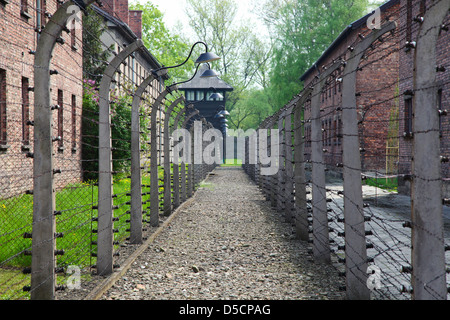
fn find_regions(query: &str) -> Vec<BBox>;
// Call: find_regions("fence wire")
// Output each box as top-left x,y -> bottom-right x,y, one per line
244,0 -> 450,300
0,0 -> 217,299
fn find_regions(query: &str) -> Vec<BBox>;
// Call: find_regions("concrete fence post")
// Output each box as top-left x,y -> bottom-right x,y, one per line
411,1 -> 449,300
341,21 -> 396,300
130,69 -> 167,244
31,1 -> 95,299
163,97 -> 185,217
277,110 -> 286,214
149,85 -> 178,227
269,115 -> 279,208
284,105 -> 295,223
189,124 -> 195,197
293,89 -> 313,241
172,104 -> 193,208
97,40 -> 145,276
310,61 -> 342,264
257,120 -> 269,193
181,110 -> 199,202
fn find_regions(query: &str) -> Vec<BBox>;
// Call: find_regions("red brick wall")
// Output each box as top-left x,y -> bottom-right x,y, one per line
302,3 -> 400,174
0,0 -> 83,198
397,0 -> 450,195
114,0 -> 129,25
102,0 -> 129,24
129,10 -> 142,39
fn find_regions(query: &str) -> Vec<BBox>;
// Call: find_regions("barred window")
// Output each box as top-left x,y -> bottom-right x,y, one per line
22,77 -> 30,146
72,94 -> 77,151
57,89 -> 64,150
404,97 -> 413,137
186,90 -> 195,101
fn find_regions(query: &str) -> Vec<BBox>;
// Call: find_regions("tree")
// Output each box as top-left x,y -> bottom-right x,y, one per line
185,0 -> 273,111
82,6 -> 113,83
258,0 -> 372,109
82,81 -> 134,181
129,1 -> 195,83
228,89 -> 272,131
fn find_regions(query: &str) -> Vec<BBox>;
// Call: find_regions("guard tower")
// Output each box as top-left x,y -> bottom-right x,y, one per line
178,64 -> 234,132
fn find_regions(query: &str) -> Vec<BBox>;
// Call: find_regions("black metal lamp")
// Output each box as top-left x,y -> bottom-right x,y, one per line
195,51 -> 220,64
153,41 -> 220,79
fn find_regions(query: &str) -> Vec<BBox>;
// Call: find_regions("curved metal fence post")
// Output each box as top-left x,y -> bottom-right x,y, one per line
163,96 -> 185,216
130,69 -> 167,244
31,0 -> 95,300
97,39 -> 145,276
341,21 -> 396,300
411,3 -> 448,300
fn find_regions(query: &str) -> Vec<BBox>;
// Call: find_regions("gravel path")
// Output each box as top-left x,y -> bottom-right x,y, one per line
99,167 -> 345,300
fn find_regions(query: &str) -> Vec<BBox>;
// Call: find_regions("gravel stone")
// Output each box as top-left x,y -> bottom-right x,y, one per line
58,167 -> 346,300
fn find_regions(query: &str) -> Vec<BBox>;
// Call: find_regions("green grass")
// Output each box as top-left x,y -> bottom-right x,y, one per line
364,177 -> 398,192
0,166 -> 177,299
221,159 -> 243,167
0,269 -> 29,300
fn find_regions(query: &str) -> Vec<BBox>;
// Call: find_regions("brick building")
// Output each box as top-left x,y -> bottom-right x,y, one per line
0,0 -> 168,199
300,0 -> 400,175
94,0 -> 167,97
94,0 -> 169,164
397,0 -> 450,196
0,0 -> 84,198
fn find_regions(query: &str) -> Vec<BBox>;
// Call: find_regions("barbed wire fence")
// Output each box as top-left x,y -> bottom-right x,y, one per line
0,0 -> 217,300
244,0 -> 449,300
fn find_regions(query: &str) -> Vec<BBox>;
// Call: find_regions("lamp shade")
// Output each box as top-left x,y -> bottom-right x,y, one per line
218,110 -> 230,116
200,68 -> 219,78
195,51 -> 220,64
214,113 -> 224,119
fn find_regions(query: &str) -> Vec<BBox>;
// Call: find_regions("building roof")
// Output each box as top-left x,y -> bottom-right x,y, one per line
299,0 -> 399,82
178,64 -> 234,91
92,5 -> 169,79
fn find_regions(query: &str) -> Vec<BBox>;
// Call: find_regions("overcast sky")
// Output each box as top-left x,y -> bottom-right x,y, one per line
130,0 -> 264,39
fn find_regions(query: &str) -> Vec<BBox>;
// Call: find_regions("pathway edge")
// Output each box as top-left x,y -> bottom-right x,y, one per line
83,171 -> 216,300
